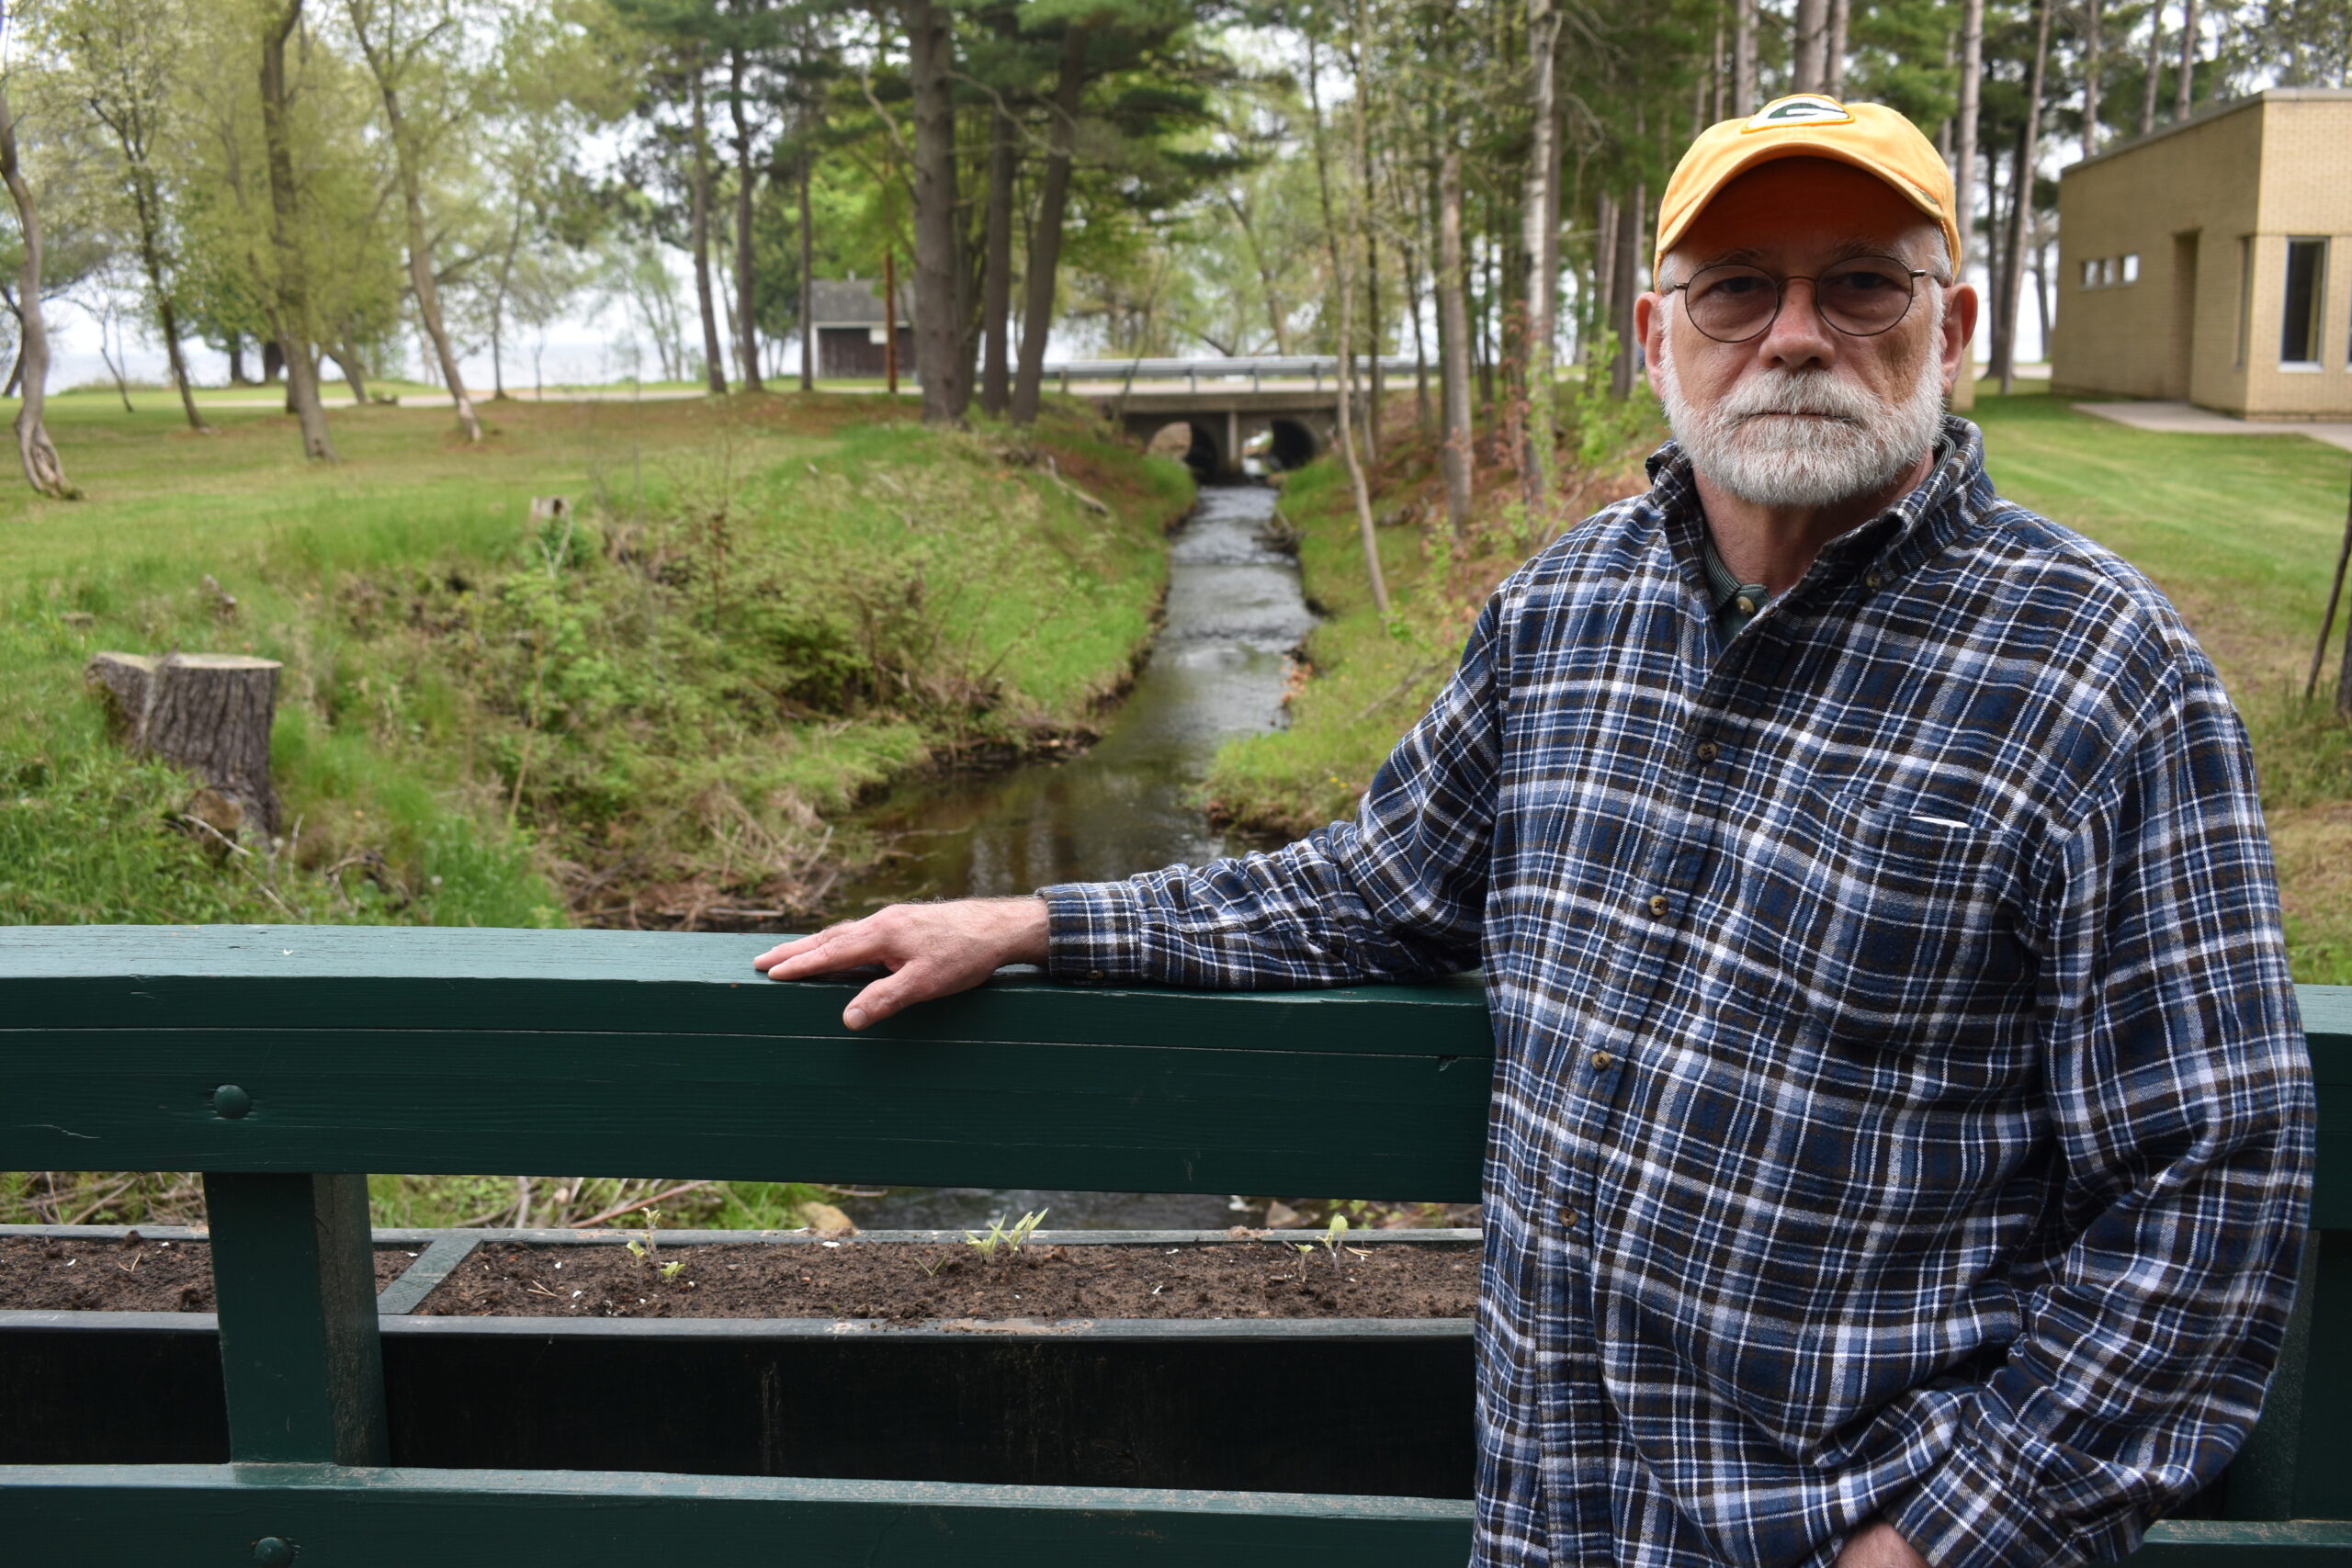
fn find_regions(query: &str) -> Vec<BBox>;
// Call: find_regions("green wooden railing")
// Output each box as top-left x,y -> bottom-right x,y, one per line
1,924 -> 2346,1564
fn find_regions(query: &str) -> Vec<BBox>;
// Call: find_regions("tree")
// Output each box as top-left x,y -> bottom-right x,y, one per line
0,3 -> 75,499
46,0 -> 209,432
346,0 -> 484,442
258,0 -> 339,461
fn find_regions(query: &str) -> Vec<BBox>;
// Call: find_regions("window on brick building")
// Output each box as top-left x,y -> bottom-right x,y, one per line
2282,238 -> 2326,367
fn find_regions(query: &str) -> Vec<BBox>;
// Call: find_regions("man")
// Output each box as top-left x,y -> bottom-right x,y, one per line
756,97 -> 2312,1568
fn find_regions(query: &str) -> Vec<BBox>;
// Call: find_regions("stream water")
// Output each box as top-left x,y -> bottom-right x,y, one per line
827,482 -> 1318,1233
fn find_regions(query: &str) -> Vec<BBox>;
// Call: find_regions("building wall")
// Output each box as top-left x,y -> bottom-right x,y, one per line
2052,92 -> 2352,418
816,324 -> 915,380
2245,96 -> 2352,416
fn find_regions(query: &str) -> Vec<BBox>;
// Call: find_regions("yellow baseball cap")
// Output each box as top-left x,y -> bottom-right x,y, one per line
1653,95 -> 1962,275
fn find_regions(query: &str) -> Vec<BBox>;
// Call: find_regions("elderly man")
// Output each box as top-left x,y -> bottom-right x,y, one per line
755,97 -> 2312,1568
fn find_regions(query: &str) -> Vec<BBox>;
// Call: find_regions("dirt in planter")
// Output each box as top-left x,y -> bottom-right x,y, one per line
417,1236 -> 1482,1321
0,1234 -> 415,1313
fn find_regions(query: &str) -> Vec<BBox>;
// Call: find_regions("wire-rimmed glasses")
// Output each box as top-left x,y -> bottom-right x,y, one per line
1662,255 -> 1932,344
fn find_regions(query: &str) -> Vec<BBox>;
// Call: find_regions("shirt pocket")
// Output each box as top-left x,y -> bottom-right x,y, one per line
1746,782 -> 2028,1046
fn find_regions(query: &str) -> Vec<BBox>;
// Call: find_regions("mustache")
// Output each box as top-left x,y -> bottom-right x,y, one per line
1714,370 -> 1877,426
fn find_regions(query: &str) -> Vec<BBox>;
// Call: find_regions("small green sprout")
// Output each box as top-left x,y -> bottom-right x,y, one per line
660,1259 -> 685,1281
624,1207 -> 662,1266
965,1208 -> 1048,1261
1320,1213 -> 1349,1271
1294,1242 -> 1315,1281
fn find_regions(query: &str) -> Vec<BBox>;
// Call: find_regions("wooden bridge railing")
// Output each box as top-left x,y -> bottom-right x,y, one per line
2,924 -> 2346,1565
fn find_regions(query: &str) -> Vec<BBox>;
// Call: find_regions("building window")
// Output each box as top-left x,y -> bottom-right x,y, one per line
2120,253 -> 2140,284
2281,238 -> 2326,367
2081,258 -> 2099,288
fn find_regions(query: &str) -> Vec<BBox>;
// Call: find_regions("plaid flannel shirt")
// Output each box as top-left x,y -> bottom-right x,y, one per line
1042,416 -> 2314,1568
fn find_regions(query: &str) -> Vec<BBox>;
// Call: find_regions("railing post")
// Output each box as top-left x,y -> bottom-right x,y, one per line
202,1171 -> 389,1465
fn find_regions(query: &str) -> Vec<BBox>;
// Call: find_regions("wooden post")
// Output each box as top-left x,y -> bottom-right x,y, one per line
2311,469 -> 2352,704
87,651 -> 282,833
883,251 -> 899,397
202,1171 -> 389,1464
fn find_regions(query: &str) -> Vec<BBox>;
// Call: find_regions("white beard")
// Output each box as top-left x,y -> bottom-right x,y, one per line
1652,297 -> 1949,510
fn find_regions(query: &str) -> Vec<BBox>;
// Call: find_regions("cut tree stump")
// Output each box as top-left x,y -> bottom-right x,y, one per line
87,651 -> 282,834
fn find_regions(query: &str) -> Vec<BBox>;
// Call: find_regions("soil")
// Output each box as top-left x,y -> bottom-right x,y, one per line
416,1237 -> 1481,1321
0,1234 -> 414,1313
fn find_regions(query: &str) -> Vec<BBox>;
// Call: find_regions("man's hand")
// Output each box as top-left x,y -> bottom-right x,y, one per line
1835,1521 -> 1929,1568
752,897 -> 1052,1032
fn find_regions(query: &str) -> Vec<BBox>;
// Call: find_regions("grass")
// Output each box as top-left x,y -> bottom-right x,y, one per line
1210,386 -> 2352,982
0,386 -> 1192,1231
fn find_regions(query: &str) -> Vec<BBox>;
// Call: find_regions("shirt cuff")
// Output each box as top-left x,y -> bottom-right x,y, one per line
1037,881 -> 1146,985
1888,1431 -> 2080,1568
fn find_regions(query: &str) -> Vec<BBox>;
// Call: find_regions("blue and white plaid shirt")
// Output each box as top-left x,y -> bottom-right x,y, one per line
1043,417 -> 2314,1568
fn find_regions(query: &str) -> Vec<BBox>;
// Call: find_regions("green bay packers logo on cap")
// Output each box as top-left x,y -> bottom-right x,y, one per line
1743,94 -> 1855,131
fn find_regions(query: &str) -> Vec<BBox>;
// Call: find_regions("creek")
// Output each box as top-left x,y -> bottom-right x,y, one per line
828,481 -> 1318,1233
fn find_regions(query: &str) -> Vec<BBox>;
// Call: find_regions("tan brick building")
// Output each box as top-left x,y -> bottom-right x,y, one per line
2051,89 -> 2352,419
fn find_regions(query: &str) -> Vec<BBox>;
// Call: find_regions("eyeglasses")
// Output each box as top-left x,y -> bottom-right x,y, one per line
1662,255 -> 1933,344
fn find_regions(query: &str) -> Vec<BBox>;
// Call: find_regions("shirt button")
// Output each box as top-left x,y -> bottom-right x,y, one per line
1087,970 -> 1105,981
1590,1050 -> 1615,1069
1735,594 -> 1757,614
1558,1208 -> 1581,1229
1694,741 -> 1719,763
1646,894 -> 1669,918
1866,571 -> 1884,590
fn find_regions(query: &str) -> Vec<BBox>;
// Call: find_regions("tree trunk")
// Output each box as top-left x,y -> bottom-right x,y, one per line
978,18 -> 1017,417
2082,0 -> 2102,157
1998,0 -> 2050,396
1826,0 -> 1849,96
798,144 -> 815,391
259,1 -> 336,461
88,650 -> 282,834
1520,0 -> 1563,504
1733,0 -> 1758,111
1955,0 -> 1983,265
729,48 -> 763,393
263,338 -> 283,383
229,337 -> 248,385
328,341 -> 366,404
1438,142 -> 1474,542
905,0 -> 960,425
2175,0 -> 2197,121
688,60 -> 728,395
0,73 -> 74,498
1348,0 -> 1381,462
349,4 -> 481,443
1009,25 -> 1089,428
1793,0 -> 1829,92
1609,182 -> 1642,399
1306,33 -> 1388,615
121,165 -> 209,433
2141,6 -> 2163,134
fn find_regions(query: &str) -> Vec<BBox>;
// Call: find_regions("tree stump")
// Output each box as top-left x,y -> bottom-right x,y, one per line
87,651 -> 282,835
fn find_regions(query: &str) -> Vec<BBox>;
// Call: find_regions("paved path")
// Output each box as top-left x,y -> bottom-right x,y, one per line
2075,400 -> 2352,454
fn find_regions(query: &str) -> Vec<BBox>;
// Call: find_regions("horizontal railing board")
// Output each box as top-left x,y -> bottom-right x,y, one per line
7,1464 -> 1478,1566
5,1466 -> 2346,1565
0,925 -> 1496,1051
2,1030 -> 1488,1199
0,1309 -> 1476,1342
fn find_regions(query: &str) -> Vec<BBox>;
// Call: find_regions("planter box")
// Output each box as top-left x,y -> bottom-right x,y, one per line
1,1225 -> 1476,1498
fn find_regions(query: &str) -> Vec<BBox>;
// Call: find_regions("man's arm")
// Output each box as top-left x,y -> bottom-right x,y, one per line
756,587 -> 1513,1029
1886,663 -> 2314,1568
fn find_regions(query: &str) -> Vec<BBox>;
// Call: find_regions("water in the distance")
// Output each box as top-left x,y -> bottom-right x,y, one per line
827,482 -> 1317,1233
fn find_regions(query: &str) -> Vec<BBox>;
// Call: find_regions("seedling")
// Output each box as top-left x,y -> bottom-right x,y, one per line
624,1207 -> 662,1267
659,1259 -> 685,1281
1320,1213 -> 1349,1272
1294,1243 -> 1315,1281
965,1207 -> 1048,1261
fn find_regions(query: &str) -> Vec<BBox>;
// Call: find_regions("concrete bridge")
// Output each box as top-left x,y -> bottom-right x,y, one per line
1047,355 -> 1412,479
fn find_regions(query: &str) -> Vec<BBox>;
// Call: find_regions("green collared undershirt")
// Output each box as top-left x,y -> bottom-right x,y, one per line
1702,531 -> 1774,642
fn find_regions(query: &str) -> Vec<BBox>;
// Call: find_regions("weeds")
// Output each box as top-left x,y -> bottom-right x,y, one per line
966,1207 -> 1048,1261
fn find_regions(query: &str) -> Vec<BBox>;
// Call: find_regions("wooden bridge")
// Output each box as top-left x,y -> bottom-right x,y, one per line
1047,355 -> 1416,478
2,924 -> 2345,1564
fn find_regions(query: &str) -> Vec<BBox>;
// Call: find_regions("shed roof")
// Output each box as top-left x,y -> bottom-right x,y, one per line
809,277 -> 910,327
